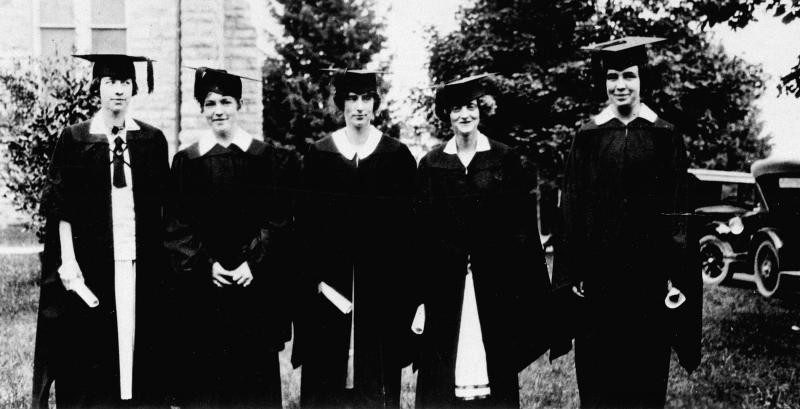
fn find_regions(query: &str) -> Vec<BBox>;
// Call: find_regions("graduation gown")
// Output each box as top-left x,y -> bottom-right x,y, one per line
414,137 -> 552,409
552,105 -> 700,409
292,132 -> 418,408
33,119 -> 171,408
164,136 -> 298,408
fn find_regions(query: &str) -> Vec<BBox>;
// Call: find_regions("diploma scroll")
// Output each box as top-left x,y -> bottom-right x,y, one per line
318,282 -> 353,314
71,280 -> 100,308
665,286 -> 686,309
59,263 -> 99,308
411,304 -> 425,334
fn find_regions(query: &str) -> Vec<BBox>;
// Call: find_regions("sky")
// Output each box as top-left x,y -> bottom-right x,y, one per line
374,0 -> 800,157
712,17 -> 800,157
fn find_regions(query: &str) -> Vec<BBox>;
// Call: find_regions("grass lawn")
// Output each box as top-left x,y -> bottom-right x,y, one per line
1,232 -> 798,408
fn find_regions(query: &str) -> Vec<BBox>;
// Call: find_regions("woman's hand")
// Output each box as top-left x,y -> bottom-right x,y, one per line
58,259 -> 99,307
231,262 -> 253,287
58,259 -> 84,291
211,262 -> 233,287
572,281 -> 586,298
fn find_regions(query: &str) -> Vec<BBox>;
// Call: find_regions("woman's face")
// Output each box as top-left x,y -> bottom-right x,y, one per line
606,65 -> 641,109
99,77 -> 133,115
449,99 -> 480,136
343,92 -> 375,129
203,91 -> 240,135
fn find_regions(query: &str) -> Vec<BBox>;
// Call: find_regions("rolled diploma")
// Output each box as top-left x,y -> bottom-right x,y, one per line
319,281 -> 352,314
665,286 -> 686,309
411,304 -> 425,334
72,280 -> 100,308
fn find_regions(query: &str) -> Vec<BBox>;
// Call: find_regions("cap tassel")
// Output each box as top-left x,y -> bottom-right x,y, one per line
146,60 -> 154,94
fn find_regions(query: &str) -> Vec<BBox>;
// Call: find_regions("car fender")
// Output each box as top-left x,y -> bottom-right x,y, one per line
753,228 -> 783,250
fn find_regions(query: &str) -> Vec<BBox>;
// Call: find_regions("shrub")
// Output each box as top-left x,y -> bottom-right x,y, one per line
0,56 -> 99,241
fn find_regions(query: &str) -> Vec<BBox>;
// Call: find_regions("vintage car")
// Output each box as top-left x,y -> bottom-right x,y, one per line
689,168 -> 756,285
695,158 -> 800,297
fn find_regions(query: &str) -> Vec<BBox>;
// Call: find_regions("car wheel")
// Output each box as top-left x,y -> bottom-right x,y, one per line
753,239 -> 781,297
699,235 -> 730,285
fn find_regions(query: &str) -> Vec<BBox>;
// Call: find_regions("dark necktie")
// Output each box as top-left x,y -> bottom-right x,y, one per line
112,127 -> 127,188
228,143 -> 242,153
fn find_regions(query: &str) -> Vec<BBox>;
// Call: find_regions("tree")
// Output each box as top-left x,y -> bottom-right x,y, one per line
417,0 -> 770,186
0,56 -> 98,239
685,0 -> 800,97
262,0 -> 395,152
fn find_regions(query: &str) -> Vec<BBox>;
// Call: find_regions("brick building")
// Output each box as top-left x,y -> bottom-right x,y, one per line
0,0 -> 276,157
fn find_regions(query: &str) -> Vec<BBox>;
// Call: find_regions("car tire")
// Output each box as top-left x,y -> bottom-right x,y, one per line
699,235 -> 731,285
753,239 -> 781,297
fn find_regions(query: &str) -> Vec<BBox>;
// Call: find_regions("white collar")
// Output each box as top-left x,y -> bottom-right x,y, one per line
331,126 -> 383,160
594,103 -> 658,125
443,132 -> 491,155
89,112 -> 141,136
197,126 -> 254,155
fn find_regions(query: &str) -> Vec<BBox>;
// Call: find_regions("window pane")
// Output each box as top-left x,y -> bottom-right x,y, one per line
41,28 -> 76,57
92,28 -> 126,53
91,0 -> 125,25
40,0 -> 74,26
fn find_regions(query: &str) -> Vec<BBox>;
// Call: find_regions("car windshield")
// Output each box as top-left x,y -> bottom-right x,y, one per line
691,180 -> 757,209
757,173 -> 800,214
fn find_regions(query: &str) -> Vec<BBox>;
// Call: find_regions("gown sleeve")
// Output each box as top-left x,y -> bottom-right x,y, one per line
413,157 -> 435,307
41,128 -> 75,224
32,127 -> 76,409
243,148 -> 301,274
294,145 -> 323,292
663,130 -> 701,374
549,129 -> 591,360
164,152 -> 214,280
504,148 -> 554,370
553,130 -> 590,290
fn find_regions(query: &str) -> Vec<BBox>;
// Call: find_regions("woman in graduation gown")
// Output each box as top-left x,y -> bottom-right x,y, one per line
164,67 -> 298,409
552,37 -> 700,409
291,69 -> 418,408
413,74 -> 552,409
34,54 -> 170,408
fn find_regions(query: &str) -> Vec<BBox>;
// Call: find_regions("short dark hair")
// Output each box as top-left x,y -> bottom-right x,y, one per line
89,76 -> 139,97
199,93 -> 242,112
442,94 -> 497,123
333,90 -> 381,112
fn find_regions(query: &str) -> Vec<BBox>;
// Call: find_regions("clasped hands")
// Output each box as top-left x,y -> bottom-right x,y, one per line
212,261 -> 253,287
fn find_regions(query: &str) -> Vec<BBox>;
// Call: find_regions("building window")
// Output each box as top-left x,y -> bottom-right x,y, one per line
91,0 -> 126,53
39,0 -> 76,57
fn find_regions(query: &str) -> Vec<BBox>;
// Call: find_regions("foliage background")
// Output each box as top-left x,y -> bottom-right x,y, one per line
0,57 -> 99,240
262,0 -> 398,153
414,0 -> 772,187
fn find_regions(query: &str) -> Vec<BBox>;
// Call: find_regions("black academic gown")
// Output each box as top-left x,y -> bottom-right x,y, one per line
291,133 -> 418,408
164,138 -> 298,409
552,112 -> 701,409
33,120 -> 171,409
414,138 -> 552,409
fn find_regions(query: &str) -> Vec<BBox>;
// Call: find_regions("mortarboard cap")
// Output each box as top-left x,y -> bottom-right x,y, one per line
74,54 -> 154,93
187,66 -> 259,104
322,68 -> 382,95
581,36 -> 666,72
433,73 -> 492,122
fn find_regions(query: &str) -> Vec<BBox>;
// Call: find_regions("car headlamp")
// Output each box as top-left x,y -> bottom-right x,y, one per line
728,216 -> 744,235
715,223 -> 732,235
